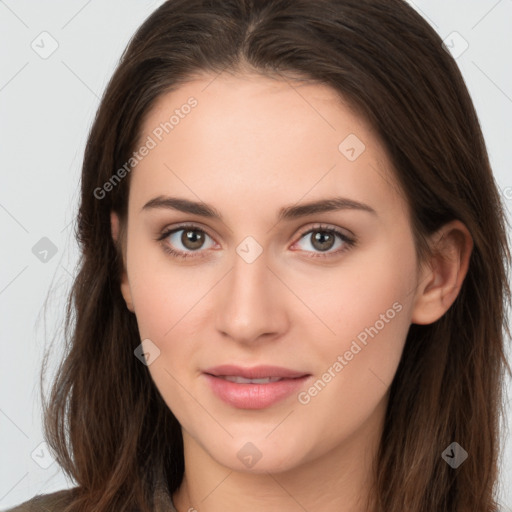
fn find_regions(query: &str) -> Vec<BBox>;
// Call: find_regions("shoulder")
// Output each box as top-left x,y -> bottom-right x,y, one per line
3,488 -> 75,512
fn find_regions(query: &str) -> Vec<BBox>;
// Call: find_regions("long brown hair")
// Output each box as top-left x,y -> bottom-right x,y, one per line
43,0 -> 511,510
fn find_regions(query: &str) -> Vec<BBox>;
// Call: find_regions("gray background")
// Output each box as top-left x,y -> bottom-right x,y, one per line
1,0 -> 511,509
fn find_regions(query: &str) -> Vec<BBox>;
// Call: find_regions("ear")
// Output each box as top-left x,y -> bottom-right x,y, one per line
110,211 -> 135,313
411,220 -> 473,325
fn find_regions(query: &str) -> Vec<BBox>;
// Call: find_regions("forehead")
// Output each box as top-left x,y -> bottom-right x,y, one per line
129,72 -> 404,219
142,72 -> 371,150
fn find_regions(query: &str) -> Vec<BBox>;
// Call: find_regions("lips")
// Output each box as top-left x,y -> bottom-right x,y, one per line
203,365 -> 311,409
203,364 -> 309,380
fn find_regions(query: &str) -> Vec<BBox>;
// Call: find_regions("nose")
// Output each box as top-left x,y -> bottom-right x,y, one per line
214,247 -> 290,345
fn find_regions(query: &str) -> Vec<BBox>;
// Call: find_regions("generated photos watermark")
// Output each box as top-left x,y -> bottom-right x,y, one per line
94,96 -> 198,200
297,301 -> 403,405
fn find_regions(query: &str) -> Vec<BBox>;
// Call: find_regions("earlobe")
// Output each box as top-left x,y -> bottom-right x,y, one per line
110,211 -> 135,313
111,210 -> 120,243
121,281 -> 135,313
411,220 -> 473,325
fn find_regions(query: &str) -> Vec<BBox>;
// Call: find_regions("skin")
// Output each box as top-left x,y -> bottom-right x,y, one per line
111,71 -> 473,512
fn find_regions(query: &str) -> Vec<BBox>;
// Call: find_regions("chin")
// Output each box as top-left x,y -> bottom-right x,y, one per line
204,437 -> 308,475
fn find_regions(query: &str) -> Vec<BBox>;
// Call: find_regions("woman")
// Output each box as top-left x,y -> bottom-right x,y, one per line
7,0 -> 510,511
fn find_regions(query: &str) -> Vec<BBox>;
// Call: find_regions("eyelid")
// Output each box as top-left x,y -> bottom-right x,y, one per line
157,222 -> 218,243
158,222 -> 354,242
295,222 -> 355,241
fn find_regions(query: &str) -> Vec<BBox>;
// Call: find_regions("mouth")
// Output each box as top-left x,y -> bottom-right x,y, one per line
202,365 -> 312,409
214,375 -> 287,384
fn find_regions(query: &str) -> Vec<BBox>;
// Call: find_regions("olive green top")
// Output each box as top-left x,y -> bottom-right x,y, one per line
3,484 -> 178,512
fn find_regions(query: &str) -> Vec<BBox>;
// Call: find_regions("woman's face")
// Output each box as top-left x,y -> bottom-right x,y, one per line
114,72 -> 425,474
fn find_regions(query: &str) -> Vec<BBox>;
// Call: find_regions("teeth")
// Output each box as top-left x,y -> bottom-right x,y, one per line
220,375 -> 283,384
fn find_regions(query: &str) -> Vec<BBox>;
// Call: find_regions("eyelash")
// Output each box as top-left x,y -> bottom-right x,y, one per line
156,223 -> 356,260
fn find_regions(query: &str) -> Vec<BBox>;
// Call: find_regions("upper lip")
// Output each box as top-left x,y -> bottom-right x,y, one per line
203,365 -> 310,379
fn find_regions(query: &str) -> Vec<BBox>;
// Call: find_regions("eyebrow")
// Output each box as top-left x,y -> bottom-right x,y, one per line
141,195 -> 377,221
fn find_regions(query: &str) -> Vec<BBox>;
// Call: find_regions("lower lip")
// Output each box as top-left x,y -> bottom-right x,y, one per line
203,374 -> 311,409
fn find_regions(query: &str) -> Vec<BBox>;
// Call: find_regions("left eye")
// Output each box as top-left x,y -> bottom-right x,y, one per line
293,227 -> 354,256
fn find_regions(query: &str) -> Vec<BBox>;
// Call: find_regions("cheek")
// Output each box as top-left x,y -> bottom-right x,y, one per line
292,241 -> 416,437
289,235 -> 417,356
130,269 -> 207,427
298,276 -> 411,414
125,229 -> 210,339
